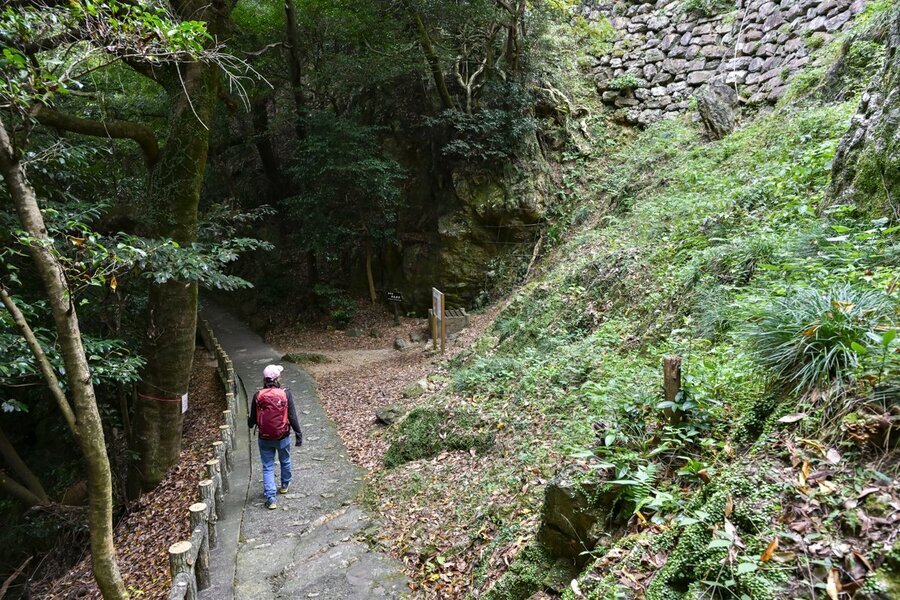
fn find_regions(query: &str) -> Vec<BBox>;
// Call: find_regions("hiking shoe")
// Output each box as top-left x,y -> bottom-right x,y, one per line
278,483 -> 290,495
265,498 -> 277,510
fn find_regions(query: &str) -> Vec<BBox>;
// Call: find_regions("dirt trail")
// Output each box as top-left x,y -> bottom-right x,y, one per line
289,348 -> 396,377
202,304 -> 408,599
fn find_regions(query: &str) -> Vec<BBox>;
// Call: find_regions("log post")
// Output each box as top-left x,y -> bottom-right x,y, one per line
223,410 -> 236,449
219,425 -> 233,472
169,573 -> 191,600
168,541 -> 196,600
205,459 -> 225,518
663,355 -> 684,425
213,442 -> 230,492
189,503 -> 210,590
198,479 -> 218,547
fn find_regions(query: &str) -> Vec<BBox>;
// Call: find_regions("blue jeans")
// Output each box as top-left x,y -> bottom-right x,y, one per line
258,436 -> 292,500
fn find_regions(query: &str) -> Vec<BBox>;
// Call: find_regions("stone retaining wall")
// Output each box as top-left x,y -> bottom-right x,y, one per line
580,0 -> 868,125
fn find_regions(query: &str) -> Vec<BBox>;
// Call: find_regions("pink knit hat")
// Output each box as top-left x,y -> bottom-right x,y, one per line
263,365 -> 284,380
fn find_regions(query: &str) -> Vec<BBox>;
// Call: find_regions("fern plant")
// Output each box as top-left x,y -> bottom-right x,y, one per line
747,285 -> 897,395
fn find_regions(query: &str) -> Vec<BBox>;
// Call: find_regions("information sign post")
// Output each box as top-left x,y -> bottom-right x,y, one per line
431,288 -> 446,353
386,291 -> 403,326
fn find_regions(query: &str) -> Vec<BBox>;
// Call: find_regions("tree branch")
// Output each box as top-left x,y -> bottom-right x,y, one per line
0,423 -> 49,503
0,555 -> 32,600
0,30 -> 89,55
0,471 -> 45,507
0,287 -> 79,438
32,105 -> 159,166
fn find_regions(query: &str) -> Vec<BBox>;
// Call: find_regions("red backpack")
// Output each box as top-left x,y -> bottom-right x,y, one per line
256,387 -> 290,440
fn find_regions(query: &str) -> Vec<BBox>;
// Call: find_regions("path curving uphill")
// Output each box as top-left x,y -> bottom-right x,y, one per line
201,304 -> 408,599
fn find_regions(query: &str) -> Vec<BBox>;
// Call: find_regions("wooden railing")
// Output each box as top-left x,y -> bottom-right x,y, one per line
167,318 -> 240,600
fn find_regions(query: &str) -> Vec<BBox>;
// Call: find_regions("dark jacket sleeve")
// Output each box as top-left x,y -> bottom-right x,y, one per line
285,389 -> 302,437
248,392 -> 258,428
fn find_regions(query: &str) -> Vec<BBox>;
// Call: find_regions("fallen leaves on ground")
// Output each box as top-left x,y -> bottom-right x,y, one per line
41,350 -> 225,599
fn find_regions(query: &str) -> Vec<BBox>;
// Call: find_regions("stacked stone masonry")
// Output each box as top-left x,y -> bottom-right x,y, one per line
582,0 -> 868,125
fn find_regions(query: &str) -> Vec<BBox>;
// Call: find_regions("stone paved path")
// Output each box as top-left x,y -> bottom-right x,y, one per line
201,304 -> 408,599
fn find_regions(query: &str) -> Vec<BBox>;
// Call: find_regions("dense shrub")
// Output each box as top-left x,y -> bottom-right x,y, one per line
312,284 -> 356,329
747,285 -> 897,394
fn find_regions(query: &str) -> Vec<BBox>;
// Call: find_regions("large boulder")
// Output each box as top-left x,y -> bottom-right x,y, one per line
375,404 -> 406,426
401,379 -> 428,398
696,80 -> 739,140
536,475 -> 622,568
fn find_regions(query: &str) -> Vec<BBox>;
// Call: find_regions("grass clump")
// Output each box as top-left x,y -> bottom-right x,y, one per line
384,407 -> 495,468
747,284 -> 897,395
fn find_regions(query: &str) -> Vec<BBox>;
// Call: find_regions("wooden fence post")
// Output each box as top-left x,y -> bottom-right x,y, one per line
168,541 -> 195,600
189,503 -> 210,591
663,355 -> 684,425
207,456 -> 226,508
223,410 -> 236,449
199,479 -> 217,547
220,425 -> 233,472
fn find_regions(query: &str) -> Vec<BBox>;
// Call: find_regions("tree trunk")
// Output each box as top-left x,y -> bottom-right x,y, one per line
250,96 -> 285,191
0,117 -> 128,599
365,234 -> 377,304
0,424 -> 49,503
130,60 -> 218,495
307,249 -> 318,287
283,0 -> 307,138
405,3 -> 457,111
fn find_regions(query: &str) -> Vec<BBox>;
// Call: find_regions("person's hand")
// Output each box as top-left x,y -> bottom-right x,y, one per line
295,433 -> 302,447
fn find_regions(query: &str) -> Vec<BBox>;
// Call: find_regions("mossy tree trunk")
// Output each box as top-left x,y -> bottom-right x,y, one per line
365,232 -> 377,303
0,116 -> 128,600
130,60 -> 219,495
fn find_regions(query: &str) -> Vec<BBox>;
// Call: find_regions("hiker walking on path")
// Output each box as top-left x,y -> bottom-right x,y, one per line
248,364 -> 303,510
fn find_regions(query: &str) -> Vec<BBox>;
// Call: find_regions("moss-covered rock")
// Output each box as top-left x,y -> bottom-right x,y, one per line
829,8 -> 900,215
482,544 -> 576,600
537,474 -> 625,568
383,406 -> 494,467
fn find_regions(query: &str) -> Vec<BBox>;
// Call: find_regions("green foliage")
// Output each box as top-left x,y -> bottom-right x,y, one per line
312,284 -> 356,329
428,81 -> 538,167
747,284 -> 898,394
0,1 -> 213,109
384,407 -> 495,468
482,543 -> 554,600
286,112 -> 404,257
844,39 -> 887,92
569,15 -> 616,57
646,468 -> 783,600
605,74 -> 641,91
681,0 -> 735,17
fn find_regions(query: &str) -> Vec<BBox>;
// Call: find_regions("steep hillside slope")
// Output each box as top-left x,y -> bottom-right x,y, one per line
370,4 -> 899,599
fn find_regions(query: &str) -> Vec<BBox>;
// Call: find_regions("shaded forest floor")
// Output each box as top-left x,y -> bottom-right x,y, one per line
40,350 -> 224,600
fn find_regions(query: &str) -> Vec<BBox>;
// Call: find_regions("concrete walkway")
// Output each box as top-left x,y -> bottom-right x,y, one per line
201,304 -> 408,599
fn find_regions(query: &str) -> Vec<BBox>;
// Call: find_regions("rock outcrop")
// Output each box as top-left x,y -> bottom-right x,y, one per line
536,475 -> 625,568
582,0 -> 869,125
830,8 -> 899,214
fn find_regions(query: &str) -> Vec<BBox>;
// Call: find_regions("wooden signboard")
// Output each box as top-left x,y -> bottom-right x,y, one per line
431,287 -> 445,353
